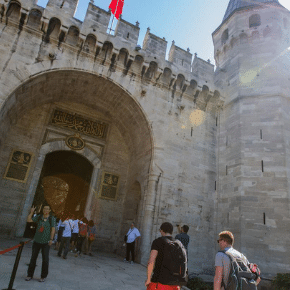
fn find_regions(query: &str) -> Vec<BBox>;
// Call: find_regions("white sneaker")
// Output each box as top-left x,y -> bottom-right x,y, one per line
130,261 -> 134,265
123,258 -> 129,263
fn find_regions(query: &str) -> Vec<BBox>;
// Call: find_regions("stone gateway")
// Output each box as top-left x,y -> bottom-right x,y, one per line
0,0 -> 289,280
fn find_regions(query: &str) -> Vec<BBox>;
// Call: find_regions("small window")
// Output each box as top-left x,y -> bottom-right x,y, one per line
249,14 -> 261,28
284,18 -> 288,29
127,32 -> 130,39
221,29 -> 229,45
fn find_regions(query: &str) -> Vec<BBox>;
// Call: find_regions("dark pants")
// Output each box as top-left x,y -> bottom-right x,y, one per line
27,242 -> 50,279
58,237 -> 70,258
76,236 -> 86,253
126,241 -> 135,262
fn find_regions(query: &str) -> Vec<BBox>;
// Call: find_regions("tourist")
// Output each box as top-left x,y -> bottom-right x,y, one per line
54,214 -> 65,250
57,214 -> 74,259
75,217 -> 88,257
123,222 -> 141,265
25,204 -> 56,283
145,222 -> 187,289
70,215 -> 79,252
175,225 -> 190,254
214,231 -> 261,290
84,219 -> 97,256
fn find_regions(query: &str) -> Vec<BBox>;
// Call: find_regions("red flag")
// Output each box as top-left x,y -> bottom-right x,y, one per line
109,0 -> 124,20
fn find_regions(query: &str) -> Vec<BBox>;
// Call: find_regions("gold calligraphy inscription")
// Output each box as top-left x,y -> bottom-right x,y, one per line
51,109 -> 108,139
4,149 -> 33,183
99,172 -> 120,201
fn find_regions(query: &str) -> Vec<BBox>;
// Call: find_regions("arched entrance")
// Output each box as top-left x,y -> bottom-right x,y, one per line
32,151 -> 93,218
0,70 -> 154,260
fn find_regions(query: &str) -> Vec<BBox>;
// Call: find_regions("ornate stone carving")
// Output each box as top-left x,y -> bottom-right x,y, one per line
50,109 -> 108,139
65,134 -> 85,150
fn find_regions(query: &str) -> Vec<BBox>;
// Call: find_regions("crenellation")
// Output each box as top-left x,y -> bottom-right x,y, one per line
82,3 -> 111,36
192,56 -> 214,82
168,41 -> 192,71
114,18 -> 140,47
47,0 -> 79,18
142,28 -> 167,60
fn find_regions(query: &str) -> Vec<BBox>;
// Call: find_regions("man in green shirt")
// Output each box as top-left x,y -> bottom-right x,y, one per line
25,204 -> 56,282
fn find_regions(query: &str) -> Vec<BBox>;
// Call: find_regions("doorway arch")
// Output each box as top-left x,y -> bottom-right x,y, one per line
16,140 -> 101,236
33,150 -> 94,218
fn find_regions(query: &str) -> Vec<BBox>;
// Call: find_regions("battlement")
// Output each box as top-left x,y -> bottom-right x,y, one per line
168,41 -> 192,71
0,0 -> 222,105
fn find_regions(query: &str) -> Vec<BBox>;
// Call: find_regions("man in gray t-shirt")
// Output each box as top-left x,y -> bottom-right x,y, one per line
214,231 -> 260,290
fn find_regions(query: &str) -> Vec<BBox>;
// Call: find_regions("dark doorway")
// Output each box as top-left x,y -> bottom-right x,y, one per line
32,151 -> 94,218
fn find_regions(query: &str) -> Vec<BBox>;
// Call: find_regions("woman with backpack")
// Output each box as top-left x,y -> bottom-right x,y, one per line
75,217 -> 88,257
84,220 -> 97,256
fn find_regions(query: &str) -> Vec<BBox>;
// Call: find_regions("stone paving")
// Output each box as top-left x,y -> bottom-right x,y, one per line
0,238 -> 147,290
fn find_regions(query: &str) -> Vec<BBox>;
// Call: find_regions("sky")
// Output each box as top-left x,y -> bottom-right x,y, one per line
37,0 -> 290,65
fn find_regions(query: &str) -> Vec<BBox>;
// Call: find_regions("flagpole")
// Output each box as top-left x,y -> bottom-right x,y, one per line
109,0 -> 120,34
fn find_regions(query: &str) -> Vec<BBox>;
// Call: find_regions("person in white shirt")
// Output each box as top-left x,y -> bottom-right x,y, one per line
123,222 -> 141,265
57,215 -> 74,259
70,216 -> 79,252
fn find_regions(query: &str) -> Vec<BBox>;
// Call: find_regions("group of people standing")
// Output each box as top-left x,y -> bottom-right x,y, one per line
25,205 -> 96,282
24,204 -> 261,290
55,215 -> 96,259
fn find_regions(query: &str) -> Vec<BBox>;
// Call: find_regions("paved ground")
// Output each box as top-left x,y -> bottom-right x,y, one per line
0,238 -> 147,290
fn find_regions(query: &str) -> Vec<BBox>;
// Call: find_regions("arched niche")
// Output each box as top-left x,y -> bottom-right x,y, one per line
66,26 -> 79,46
249,14 -> 261,28
221,29 -> 229,45
98,41 -> 113,65
240,33 -> 248,44
130,55 -> 144,76
27,9 -> 42,29
160,67 -> 172,85
175,74 -> 185,90
6,1 -> 21,21
46,17 -> 61,41
118,48 -> 129,67
83,34 -> 96,54
144,61 -> 158,80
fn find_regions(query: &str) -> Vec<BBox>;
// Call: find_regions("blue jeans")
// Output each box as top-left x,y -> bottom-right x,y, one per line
58,237 -> 71,258
27,241 -> 50,278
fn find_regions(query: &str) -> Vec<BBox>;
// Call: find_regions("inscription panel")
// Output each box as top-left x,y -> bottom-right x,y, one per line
99,172 -> 120,201
4,150 -> 33,183
50,109 -> 108,139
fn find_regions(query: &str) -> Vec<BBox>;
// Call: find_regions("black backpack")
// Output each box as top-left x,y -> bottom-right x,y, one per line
160,237 -> 188,286
220,250 -> 259,290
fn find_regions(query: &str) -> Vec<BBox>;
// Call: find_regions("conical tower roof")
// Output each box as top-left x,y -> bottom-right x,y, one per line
223,0 -> 282,22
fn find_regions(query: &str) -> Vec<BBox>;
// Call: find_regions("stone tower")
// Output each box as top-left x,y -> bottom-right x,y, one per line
213,0 -> 290,276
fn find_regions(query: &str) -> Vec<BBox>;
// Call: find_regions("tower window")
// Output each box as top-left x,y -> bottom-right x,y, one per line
221,29 -> 229,45
249,14 -> 261,28
284,18 -> 288,29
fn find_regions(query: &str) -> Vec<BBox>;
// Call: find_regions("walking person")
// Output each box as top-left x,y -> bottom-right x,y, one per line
70,215 -> 79,252
75,217 -> 88,257
84,220 -> 97,256
54,214 -> 65,250
57,215 -> 74,259
214,231 -> 261,290
25,204 -> 56,283
145,222 -> 187,289
123,222 -> 141,265
175,225 -> 190,254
